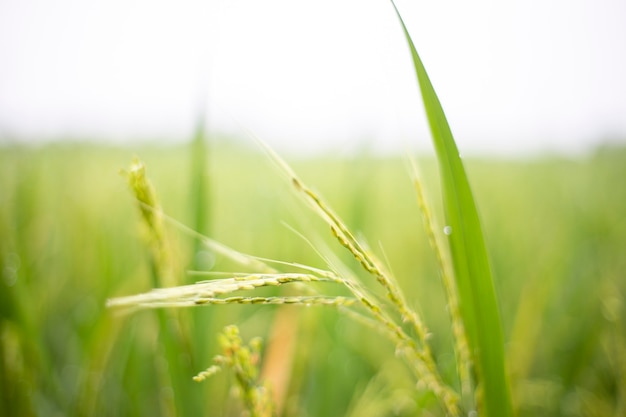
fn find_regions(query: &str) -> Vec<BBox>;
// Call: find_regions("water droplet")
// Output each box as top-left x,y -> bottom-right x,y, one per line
443,225 -> 453,235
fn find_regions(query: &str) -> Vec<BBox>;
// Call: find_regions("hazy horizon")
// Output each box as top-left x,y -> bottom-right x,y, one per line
2,0 -> 625,157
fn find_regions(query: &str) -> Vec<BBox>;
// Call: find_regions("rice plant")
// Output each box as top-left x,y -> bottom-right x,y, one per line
112,154 -> 461,414
194,325 -> 274,417
103,3 -> 519,416
1,115 -> 625,416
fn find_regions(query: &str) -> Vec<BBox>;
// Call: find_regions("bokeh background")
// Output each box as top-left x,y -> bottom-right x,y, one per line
1,1 -> 625,416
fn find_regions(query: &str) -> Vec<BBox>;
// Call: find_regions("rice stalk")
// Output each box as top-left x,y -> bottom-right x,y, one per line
410,158 -> 472,401
119,295 -> 355,309
123,158 -> 174,286
246,142 -> 460,415
107,273 -> 345,309
122,158 -> 201,417
113,162 -> 461,414
194,325 -> 274,417
339,305 -> 460,414
255,138 -> 432,352
193,296 -> 355,306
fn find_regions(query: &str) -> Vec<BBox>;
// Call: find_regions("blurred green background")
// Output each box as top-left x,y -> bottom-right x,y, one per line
1,140 -> 624,416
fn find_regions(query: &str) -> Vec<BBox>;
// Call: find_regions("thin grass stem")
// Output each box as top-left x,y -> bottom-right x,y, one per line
410,158 -> 473,401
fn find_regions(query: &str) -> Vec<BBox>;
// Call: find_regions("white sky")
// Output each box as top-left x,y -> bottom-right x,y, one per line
1,0 -> 625,155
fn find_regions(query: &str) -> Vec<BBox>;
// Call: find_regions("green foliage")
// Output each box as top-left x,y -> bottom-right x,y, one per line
0,143 -> 625,416
113,143 -> 461,413
391,3 -> 512,415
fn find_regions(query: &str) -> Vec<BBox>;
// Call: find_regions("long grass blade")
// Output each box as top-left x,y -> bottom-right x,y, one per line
390,3 -> 513,416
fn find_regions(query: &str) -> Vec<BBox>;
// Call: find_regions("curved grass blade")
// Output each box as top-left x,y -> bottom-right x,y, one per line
390,2 -> 513,416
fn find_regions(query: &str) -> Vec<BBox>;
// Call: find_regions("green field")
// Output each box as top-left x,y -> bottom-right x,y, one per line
1,141 -> 625,416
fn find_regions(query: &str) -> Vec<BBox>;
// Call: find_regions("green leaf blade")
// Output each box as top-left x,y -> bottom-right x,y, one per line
391,3 -> 513,416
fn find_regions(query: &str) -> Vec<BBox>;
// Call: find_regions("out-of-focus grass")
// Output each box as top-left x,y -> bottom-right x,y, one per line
0,142 -> 625,416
